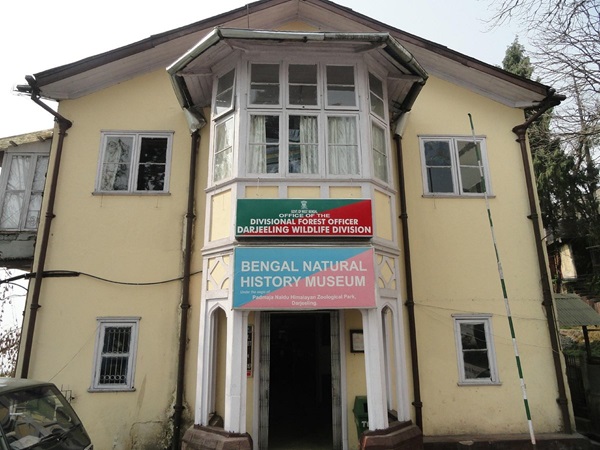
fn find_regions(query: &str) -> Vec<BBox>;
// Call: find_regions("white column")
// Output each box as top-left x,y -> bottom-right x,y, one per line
224,309 -> 248,433
195,300 -> 216,426
361,308 -> 389,431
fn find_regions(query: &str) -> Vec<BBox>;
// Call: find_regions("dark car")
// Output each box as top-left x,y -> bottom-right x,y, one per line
0,378 -> 92,450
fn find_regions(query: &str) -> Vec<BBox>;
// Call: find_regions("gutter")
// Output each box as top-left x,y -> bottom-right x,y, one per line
16,76 -> 73,378
512,90 -> 572,434
172,108 -> 206,450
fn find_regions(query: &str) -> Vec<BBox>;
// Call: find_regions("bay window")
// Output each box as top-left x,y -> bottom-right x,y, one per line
210,60 -> 392,183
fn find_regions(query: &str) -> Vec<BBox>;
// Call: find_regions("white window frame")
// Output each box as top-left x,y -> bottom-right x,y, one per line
213,115 -> 236,183
90,317 -> 140,392
453,314 -> 500,385
213,68 -> 236,119
95,131 -> 173,194
419,136 -> 491,197
0,151 -> 49,231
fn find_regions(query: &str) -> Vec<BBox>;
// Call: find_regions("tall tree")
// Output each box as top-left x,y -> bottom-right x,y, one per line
502,39 -> 600,285
489,0 -> 600,192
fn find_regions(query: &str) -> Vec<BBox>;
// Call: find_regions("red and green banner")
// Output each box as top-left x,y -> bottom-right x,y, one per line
233,247 -> 376,309
236,199 -> 372,237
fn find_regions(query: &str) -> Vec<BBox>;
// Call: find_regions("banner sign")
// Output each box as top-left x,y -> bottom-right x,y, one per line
236,199 -> 372,237
233,247 -> 376,310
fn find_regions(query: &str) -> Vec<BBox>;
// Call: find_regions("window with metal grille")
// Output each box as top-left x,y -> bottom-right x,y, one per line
91,318 -> 139,391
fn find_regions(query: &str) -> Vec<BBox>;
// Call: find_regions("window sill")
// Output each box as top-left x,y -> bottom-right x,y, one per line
88,387 -> 136,393
92,191 -> 171,196
457,381 -> 502,386
422,193 -> 496,199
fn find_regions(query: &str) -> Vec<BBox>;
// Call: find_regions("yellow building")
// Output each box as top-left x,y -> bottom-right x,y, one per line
10,0 -> 589,449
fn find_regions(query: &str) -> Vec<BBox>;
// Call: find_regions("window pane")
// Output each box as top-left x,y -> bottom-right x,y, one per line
289,64 -> 317,105
25,193 -> 42,229
136,137 -> 167,191
0,192 -> 23,229
458,140 -> 485,193
215,69 -> 235,115
457,140 -> 481,166
427,167 -> 453,193
326,66 -> 356,107
100,136 -> 133,191
424,141 -> 454,193
328,116 -> 359,175
7,156 -> 31,190
103,326 -> 131,353
372,123 -> 388,182
460,323 -> 490,379
424,141 -> 451,166
249,115 -> 279,174
369,73 -> 385,119
214,118 -> 234,182
0,155 -> 33,229
100,357 -> 128,384
250,64 -> 279,105
461,167 -> 484,193
32,156 -> 49,191
289,116 -> 318,174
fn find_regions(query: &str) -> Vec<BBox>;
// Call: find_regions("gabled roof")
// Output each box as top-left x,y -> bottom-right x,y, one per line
27,0 -> 555,109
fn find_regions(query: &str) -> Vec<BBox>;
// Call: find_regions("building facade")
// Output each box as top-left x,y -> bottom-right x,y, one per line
13,1 -> 586,449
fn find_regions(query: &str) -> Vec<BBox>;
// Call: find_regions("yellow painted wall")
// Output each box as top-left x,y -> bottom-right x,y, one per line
402,76 -> 563,435
21,69 -> 206,449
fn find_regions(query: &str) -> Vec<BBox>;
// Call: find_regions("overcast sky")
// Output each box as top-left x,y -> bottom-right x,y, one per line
0,0 -> 529,138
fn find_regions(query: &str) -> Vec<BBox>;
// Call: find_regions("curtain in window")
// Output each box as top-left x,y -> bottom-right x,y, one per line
300,116 -> 318,174
328,117 -> 358,175
248,115 -> 267,173
0,155 -> 30,229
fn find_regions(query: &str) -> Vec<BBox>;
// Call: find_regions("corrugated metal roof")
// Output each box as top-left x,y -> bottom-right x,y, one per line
554,293 -> 600,327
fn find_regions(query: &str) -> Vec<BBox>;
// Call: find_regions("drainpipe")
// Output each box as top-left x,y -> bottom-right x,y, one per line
393,114 -> 423,431
512,90 -> 572,434
17,75 -> 72,378
172,108 -> 205,450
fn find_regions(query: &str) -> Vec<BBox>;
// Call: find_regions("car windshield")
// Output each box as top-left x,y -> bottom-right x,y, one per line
0,384 -> 82,450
